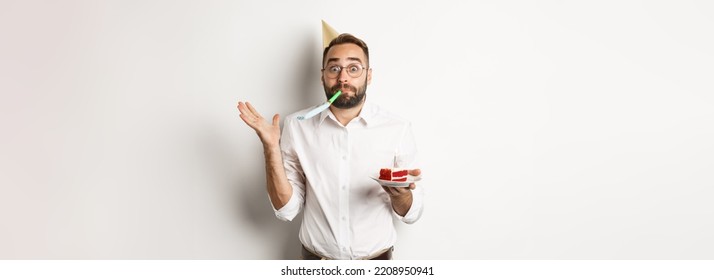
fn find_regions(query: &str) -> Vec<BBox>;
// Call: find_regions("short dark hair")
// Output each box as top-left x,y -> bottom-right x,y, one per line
322,33 -> 369,67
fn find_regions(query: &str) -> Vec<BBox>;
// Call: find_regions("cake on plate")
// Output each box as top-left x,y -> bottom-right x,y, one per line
379,168 -> 408,182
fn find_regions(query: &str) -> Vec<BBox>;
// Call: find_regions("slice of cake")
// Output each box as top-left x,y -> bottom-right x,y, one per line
379,168 -> 408,182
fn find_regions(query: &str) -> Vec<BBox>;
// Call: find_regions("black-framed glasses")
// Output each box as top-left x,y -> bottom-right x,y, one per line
322,63 -> 367,79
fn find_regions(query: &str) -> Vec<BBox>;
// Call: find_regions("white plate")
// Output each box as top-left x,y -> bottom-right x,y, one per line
370,175 -> 422,187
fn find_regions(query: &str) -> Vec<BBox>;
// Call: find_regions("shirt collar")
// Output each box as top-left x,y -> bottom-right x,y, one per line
318,99 -> 376,128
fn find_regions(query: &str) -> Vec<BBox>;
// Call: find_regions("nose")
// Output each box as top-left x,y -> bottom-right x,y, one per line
336,68 -> 349,82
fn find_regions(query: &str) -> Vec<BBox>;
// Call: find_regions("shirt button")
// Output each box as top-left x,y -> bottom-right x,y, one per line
342,155 -> 347,160
342,185 -> 347,190
341,216 -> 346,221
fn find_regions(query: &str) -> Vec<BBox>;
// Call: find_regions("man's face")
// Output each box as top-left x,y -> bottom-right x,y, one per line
322,43 -> 372,109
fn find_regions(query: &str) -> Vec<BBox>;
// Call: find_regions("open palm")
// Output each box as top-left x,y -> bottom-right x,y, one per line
237,101 -> 280,147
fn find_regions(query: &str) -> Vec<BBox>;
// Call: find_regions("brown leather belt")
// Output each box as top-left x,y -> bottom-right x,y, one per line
300,245 -> 393,260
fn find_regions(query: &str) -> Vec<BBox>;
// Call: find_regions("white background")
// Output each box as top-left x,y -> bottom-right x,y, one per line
1,0 -> 712,259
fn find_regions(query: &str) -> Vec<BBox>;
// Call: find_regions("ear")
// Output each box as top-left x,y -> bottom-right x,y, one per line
367,68 -> 372,85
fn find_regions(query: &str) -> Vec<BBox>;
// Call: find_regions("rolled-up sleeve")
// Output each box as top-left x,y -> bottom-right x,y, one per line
271,118 -> 306,221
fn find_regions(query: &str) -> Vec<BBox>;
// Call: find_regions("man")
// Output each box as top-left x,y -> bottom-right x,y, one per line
237,33 -> 423,260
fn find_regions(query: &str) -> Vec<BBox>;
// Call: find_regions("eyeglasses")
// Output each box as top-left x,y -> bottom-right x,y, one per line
322,63 -> 367,79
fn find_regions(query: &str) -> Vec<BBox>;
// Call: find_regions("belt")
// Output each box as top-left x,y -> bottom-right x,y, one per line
300,245 -> 393,260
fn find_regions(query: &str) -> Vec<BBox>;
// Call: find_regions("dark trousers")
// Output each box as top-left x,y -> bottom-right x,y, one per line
300,245 -> 393,260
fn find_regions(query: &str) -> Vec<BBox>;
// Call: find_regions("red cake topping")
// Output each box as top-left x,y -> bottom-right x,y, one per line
379,168 -> 392,180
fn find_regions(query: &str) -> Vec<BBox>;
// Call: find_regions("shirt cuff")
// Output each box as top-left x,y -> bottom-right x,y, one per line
271,191 -> 301,222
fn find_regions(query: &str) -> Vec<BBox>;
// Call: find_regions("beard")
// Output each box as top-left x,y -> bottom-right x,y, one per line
324,80 -> 367,109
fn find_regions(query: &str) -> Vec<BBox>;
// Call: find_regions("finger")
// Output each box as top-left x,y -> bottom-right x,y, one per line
237,102 -> 253,117
408,183 -> 416,190
382,186 -> 396,196
238,113 -> 257,128
409,169 -> 421,176
272,114 -> 280,127
389,188 -> 402,196
245,102 -> 263,119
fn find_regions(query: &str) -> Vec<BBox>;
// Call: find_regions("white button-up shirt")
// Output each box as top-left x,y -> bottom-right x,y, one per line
273,100 -> 424,260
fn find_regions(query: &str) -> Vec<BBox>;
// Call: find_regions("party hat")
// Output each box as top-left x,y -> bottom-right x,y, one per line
322,20 -> 339,49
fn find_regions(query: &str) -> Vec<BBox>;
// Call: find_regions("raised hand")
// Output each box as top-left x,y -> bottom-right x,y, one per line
237,101 -> 281,148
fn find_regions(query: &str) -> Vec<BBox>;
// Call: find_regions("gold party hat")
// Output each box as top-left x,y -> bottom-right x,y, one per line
322,20 -> 340,49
